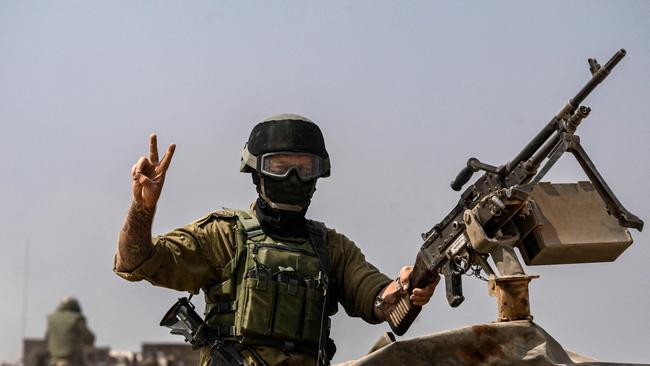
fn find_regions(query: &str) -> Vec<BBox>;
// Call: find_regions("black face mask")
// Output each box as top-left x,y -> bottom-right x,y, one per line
255,171 -> 317,212
252,172 -> 317,238
264,172 -> 316,206
255,197 -> 309,238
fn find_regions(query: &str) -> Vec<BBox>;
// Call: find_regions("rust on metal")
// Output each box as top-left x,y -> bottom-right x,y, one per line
488,274 -> 539,322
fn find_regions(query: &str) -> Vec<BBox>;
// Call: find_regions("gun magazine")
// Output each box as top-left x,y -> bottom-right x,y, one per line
385,292 -> 421,336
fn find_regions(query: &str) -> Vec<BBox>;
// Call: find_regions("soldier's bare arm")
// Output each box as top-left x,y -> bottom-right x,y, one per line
117,201 -> 155,271
116,134 -> 175,272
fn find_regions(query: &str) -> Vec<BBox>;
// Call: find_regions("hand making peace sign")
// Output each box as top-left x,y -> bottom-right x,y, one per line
131,134 -> 176,209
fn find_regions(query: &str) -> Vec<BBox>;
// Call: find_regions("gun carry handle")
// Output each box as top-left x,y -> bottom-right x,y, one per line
451,159 -> 477,191
451,158 -> 500,191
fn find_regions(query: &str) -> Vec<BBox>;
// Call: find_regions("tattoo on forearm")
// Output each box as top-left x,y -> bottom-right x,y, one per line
117,201 -> 155,271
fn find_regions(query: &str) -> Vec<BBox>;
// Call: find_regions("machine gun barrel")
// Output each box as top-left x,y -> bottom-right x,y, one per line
569,49 -> 626,111
504,119 -> 557,174
505,49 -> 626,175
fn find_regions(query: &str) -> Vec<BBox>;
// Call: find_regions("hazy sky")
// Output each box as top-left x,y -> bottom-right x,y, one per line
1,1 -> 649,364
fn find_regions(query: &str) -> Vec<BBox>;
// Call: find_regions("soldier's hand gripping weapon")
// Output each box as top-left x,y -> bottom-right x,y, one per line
383,49 -> 644,336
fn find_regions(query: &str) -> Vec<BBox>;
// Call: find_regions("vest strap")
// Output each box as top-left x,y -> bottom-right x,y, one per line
206,300 -> 237,314
306,221 -> 331,288
246,229 -> 265,239
306,220 -> 336,364
223,208 -> 265,238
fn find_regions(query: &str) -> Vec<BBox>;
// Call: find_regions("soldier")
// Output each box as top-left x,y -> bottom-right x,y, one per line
114,114 -> 437,366
45,297 -> 95,366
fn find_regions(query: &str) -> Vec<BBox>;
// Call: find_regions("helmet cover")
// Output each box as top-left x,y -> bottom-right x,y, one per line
241,114 -> 330,178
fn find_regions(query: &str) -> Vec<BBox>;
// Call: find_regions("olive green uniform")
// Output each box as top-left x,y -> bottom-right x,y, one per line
115,208 -> 391,366
45,311 -> 95,366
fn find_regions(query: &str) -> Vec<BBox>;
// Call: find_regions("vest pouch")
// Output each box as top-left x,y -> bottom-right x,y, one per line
237,268 -> 276,338
272,270 -> 306,341
302,282 -> 325,344
204,277 -> 235,327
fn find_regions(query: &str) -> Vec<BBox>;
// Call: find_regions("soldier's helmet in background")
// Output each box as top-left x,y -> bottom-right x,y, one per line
56,296 -> 82,313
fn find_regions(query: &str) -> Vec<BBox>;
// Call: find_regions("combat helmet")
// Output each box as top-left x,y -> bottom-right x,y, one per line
241,114 -> 330,211
57,297 -> 82,313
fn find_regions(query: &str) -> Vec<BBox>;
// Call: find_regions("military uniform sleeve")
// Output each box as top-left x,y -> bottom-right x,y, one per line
113,212 -> 236,294
328,228 -> 392,324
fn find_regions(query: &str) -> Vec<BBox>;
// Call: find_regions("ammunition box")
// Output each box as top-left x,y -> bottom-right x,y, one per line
516,182 -> 633,265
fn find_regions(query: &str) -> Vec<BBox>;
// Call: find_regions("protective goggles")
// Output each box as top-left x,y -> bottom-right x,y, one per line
259,152 -> 329,180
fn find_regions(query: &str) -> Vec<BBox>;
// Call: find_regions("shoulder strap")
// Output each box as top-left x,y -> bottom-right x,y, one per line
223,208 -> 265,239
210,207 -> 264,299
306,220 -> 337,364
306,220 -> 331,287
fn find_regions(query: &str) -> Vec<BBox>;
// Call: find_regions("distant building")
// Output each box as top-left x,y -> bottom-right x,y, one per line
141,343 -> 200,366
22,338 -> 198,366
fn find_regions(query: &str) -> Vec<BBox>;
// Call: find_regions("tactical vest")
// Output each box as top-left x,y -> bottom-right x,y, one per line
203,209 -> 334,356
46,311 -> 86,359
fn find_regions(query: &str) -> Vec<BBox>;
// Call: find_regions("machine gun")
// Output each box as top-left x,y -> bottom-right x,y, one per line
384,49 -> 644,336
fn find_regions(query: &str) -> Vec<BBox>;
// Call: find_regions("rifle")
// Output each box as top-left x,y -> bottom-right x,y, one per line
160,297 -> 253,366
384,49 -> 644,336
